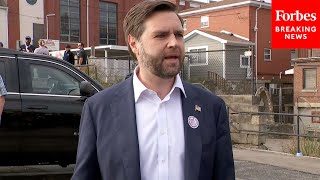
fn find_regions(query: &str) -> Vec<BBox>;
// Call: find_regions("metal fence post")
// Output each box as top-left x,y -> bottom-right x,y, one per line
279,85 -> 282,123
128,56 -> 131,74
296,115 -> 303,157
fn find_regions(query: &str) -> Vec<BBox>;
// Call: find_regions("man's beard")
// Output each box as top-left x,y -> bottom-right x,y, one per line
139,44 -> 184,79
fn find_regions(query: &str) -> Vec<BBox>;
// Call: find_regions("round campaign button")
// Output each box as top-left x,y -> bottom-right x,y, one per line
188,116 -> 199,129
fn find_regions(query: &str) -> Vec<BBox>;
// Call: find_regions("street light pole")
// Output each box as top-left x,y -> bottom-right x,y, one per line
254,3 -> 261,91
46,14 -> 55,40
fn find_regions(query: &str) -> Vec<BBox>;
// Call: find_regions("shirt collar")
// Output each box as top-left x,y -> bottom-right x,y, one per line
133,66 -> 186,103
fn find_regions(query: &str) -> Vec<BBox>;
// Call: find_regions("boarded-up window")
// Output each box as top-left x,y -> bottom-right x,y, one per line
303,68 -> 317,89
200,16 -> 209,28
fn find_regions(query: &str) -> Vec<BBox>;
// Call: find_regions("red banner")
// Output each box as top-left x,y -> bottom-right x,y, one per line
272,0 -> 320,48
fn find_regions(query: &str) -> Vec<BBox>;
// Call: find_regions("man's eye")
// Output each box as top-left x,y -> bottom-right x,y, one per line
155,34 -> 166,38
176,33 -> 184,38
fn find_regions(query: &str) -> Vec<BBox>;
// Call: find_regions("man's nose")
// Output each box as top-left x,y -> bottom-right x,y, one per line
167,34 -> 179,48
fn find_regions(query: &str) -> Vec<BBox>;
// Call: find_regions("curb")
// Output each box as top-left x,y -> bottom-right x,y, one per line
233,146 -> 320,160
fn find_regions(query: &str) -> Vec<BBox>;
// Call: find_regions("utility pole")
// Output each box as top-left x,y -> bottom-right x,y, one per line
46,14 -> 55,39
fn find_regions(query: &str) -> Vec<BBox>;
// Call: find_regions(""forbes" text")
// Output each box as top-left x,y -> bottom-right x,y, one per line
275,10 -> 317,21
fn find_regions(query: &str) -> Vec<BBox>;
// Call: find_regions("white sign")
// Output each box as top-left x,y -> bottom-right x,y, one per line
244,51 -> 252,57
49,50 -> 65,59
41,39 -> 60,51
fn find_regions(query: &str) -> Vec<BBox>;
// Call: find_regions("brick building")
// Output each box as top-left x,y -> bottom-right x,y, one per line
2,0 -> 216,50
4,0 -> 142,50
178,0 -> 293,81
293,58 -> 320,132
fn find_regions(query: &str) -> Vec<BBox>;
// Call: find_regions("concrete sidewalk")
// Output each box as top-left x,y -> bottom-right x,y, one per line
233,148 -> 320,175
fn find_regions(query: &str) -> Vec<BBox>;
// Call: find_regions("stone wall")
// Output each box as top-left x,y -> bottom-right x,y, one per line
220,95 -> 273,146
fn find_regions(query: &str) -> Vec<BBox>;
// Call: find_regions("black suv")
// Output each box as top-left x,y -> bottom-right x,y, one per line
0,48 -> 103,166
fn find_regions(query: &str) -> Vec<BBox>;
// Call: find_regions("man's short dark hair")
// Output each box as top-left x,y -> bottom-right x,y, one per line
123,1 -> 183,60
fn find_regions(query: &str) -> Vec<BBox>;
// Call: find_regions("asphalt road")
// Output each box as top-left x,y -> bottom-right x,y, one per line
0,161 -> 319,180
235,160 -> 319,180
0,148 -> 319,180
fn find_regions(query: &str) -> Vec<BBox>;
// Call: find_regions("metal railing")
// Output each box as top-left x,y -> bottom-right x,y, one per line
228,107 -> 320,157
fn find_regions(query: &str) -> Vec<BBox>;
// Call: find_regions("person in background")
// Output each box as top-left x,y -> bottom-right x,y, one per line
72,1 -> 235,180
63,44 -> 75,65
0,75 -> 7,124
19,36 -> 35,53
34,40 -> 49,55
0,42 -> 3,48
77,42 -> 88,65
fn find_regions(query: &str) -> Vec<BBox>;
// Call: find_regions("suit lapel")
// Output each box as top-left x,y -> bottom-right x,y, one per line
182,84 -> 202,180
110,78 -> 141,180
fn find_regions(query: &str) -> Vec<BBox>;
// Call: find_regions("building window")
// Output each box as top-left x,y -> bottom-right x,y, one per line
264,48 -> 271,61
200,16 -> 209,28
183,19 -> 187,30
190,2 -> 200,8
311,111 -> 320,123
291,50 -> 297,59
100,2 -> 117,45
188,46 -> 208,65
291,50 -> 297,66
303,68 -> 317,90
60,0 -> 80,42
240,55 -> 249,68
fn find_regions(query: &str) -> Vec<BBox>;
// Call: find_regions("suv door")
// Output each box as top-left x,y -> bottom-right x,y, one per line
0,55 -> 23,165
18,57 -> 85,164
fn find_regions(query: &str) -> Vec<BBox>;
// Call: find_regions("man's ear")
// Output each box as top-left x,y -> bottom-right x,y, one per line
128,34 -> 139,55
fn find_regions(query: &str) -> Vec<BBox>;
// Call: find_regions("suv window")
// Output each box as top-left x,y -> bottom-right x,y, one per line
30,64 -> 80,95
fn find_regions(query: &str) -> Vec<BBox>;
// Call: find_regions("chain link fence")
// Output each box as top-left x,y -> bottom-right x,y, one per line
76,56 -> 136,88
77,48 -> 255,93
182,48 -> 254,95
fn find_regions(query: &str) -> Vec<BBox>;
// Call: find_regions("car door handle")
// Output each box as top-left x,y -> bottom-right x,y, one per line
27,105 -> 48,110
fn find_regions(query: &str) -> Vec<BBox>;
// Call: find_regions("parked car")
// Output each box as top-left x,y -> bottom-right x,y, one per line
0,48 -> 103,166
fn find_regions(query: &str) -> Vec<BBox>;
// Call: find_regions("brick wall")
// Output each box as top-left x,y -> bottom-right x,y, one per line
7,0 -> 144,50
294,61 -> 320,104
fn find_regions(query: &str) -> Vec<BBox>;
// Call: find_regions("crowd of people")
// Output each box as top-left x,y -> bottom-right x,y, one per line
0,36 -> 87,66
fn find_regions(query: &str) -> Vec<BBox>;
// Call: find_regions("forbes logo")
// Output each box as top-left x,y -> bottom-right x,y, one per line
275,10 -> 317,21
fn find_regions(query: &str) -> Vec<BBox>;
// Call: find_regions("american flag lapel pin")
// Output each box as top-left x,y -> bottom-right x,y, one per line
195,105 -> 201,112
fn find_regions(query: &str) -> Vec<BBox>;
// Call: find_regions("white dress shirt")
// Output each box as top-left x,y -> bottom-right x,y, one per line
133,67 -> 186,180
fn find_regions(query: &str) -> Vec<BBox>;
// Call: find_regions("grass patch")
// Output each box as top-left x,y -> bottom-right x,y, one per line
283,137 -> 320,158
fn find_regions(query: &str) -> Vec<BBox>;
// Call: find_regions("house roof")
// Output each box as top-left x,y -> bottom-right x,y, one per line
179,0 -> 271,16
184,29 -> 254,45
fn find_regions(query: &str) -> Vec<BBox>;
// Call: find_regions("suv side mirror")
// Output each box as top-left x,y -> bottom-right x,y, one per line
80,81 -> 95,97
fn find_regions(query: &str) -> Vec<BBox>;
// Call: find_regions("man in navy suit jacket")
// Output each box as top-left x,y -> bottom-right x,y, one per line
72,1 -> 235,180
19,36 -> 35,53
